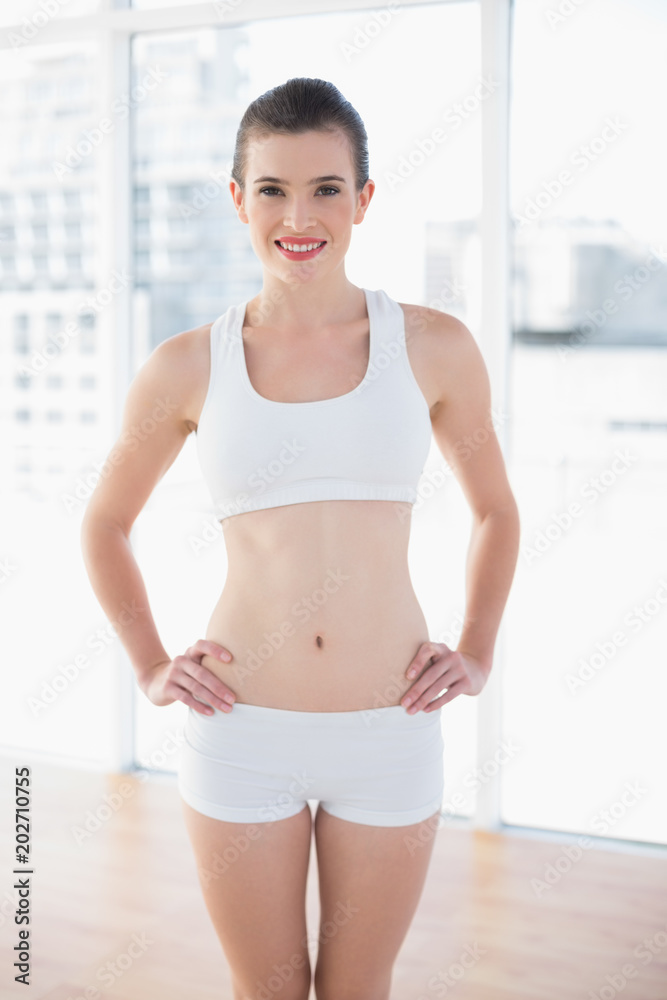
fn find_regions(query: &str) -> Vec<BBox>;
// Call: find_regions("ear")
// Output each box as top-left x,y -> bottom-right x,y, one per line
229,180 -> 248,224
353,178 -> 376,225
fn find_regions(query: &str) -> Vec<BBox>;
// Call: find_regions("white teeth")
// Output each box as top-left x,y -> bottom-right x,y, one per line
278,241 -> 325,253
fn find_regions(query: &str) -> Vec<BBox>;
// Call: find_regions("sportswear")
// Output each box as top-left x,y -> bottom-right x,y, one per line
196,287 -> 432,522
177,700 -> 444,826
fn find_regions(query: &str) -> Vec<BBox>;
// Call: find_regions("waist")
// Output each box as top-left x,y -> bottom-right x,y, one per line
202,499 -> 428,710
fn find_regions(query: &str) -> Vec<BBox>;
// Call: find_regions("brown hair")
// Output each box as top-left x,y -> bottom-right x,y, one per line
231,77 -> 369,194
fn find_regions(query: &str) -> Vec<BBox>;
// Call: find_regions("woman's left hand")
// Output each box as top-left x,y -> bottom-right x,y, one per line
400,642 -> 490,713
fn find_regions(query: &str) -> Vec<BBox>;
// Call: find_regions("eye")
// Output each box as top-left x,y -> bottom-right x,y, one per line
257,185 -> 340,197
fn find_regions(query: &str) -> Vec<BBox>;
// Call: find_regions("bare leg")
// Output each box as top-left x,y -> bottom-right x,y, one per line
180,798 -> 314,1000
312,805 -> 440,1000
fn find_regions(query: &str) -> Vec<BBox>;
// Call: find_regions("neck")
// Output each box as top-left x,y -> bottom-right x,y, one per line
248,268 -> 365,333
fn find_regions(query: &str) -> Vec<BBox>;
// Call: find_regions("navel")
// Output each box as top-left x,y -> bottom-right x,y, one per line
315,634 -> 324,649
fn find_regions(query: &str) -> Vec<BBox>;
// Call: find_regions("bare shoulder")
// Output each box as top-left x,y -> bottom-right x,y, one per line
143,322 -> 213,433
397,302 -> 485,412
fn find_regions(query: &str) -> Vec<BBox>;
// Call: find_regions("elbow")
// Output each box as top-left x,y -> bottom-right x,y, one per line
80,508 -> 128,552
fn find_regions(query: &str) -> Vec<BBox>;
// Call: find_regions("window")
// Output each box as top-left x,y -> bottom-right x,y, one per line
1,1 -> 662,849
0,35 -> 116,769
30,191 -> 48,211
14,315 -> 29,353
503,0 -> 667,845
63,189 -> 81,209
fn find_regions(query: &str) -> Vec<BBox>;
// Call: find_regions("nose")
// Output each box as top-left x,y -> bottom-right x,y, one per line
282,197 -> 315,234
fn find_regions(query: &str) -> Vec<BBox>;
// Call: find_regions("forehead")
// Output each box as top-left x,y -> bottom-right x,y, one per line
246,129 -> 354,178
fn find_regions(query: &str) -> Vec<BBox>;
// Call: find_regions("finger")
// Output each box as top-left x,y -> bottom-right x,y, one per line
189,640 -> 233,663
423,680 -> 465,711
413,670 -> 467,712
405,641 -> 447,679
182,660 -> 237,704
173,686 -> 219,715
177,664 -> 236,710
402,658 -> 454,707
182,674 -> 234,711
402,664 -> 462,712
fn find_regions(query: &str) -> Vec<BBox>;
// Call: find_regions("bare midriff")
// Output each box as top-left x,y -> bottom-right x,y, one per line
199,498 -> 430,712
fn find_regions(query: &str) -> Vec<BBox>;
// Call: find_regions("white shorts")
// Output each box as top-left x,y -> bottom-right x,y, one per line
177,702 -> 444,827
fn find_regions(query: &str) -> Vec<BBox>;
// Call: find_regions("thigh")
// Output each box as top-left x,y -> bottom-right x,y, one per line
312,805 -> 441,1000
180,798 -> 313,1000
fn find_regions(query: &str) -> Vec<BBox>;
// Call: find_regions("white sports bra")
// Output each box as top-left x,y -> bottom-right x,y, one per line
196,287 -> 432,522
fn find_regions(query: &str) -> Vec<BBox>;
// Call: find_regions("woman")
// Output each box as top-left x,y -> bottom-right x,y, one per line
81,78 -> 520,1000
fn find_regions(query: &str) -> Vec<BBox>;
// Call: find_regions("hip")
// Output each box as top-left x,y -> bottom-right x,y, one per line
200,591 -> 431,711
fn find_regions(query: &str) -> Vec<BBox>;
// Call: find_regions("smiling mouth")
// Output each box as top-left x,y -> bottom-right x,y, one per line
275,240 -> 327,253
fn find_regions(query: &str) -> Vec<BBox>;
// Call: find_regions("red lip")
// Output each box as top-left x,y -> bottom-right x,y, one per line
275,240 -> 328,261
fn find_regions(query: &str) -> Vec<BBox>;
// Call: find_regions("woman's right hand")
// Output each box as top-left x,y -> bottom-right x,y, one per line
141,640 -> 237,715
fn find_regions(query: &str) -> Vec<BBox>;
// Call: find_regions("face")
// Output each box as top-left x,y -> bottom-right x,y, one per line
230,129 -> 375,284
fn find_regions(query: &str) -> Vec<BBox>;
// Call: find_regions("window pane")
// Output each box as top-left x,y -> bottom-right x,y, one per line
504,0 -> 667,844
0,39 -> 118,768
0,0 -> 100,28
130,4 -> 483,821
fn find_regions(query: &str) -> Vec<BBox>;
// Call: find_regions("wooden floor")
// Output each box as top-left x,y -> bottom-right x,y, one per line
1,760 -> 666,1000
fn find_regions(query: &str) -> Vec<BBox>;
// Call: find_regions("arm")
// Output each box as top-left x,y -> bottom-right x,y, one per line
403,310 -> 520,708
80,328 -> 235,714
80,333 -> 193,692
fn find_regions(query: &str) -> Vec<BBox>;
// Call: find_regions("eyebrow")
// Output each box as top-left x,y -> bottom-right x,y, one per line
253,175 -> 347,185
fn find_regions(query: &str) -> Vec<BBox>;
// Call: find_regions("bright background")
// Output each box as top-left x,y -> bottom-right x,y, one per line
1,0 -> 665,846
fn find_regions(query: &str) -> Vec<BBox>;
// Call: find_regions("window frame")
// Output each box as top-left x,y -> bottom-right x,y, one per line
1,0 -> 512,832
